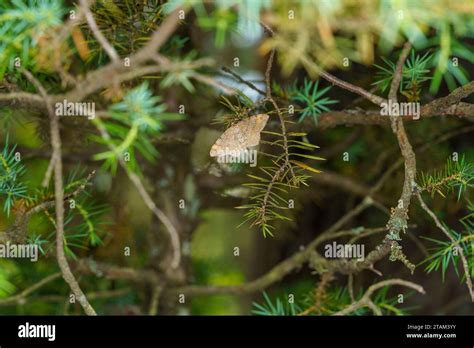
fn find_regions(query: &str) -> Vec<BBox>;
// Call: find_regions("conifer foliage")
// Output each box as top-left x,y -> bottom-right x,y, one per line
0,0 -> 473,316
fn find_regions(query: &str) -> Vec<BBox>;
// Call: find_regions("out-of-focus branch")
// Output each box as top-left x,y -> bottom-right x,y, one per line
79,0 -> 119,62
221,66 -> 266,96
13,118 -> 407,302
164,226 -> 392,298
22,70 -> 97,316
311,170 -> 390,205
75,259 -> 161,284
35,288 -> 130,303
166,163 -> 402,298
416,192 -> 474,302
93,119 -> 181,270
57,6 -> 185,105
149,284 -> 165,315
0,272 -> 61,306
299,54 -> 387,106
333,279 -> 425,316
154,53 -> 237,95
297,272 -> 335,316
0,92 -> 45,110
2,170 -> 95,244
41,155 -> 56,187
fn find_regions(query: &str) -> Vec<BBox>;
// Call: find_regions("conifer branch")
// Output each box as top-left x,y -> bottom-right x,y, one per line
386,42 -> 416,246
22,70 -> 97,316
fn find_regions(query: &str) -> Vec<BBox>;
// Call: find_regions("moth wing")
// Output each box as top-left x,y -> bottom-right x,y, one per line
209,137 -> 223,157
255,114 -> 269,132
209,114 -> 269,157
243,114 -> 269,147
209,124 -> 244,156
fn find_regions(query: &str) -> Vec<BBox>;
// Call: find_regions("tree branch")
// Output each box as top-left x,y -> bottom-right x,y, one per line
299,54 -> 387,106
22,70 -> 97,316
0,272 -> 61,306
422,81 -> 474,114
75,258 -> 161,284
93,119 -> 181,270
79,0 -> 119,62
416,192 -> 474,302
385,42 -> 417,250
333,279 -> 425,315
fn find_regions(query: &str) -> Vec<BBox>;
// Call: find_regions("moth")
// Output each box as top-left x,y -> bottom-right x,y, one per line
209,114 -> 269,157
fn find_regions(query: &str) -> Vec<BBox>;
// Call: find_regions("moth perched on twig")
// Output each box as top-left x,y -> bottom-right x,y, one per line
209,114 -> 269,157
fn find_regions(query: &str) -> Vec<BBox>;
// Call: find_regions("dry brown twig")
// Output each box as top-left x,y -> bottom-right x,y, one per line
381,42 -> 417,274
93,118 -> 181,270
0,7 -> 188,314
333,279 -> 425,316
79,0 -> 119,62
298,54 -> 387,106
21,70 -> 97,315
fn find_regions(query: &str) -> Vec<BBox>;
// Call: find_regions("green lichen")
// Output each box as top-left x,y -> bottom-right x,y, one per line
389,243 -> 416,274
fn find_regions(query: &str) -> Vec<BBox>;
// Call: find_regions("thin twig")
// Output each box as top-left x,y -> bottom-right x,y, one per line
79,0 -> 119,62
416,192 -> 474,302
319,70 -> 387,106
149,284 -> 164,315
348,274 -> 355,302
22,70 -> 97,316
298,54 -> 387,106
0,272 -> 61,306
386,42 -> 416,244
35,288 -> 130,303
221,66 -> 266,96
260,24 -> 296,219
191,73 -> 237,95
2,170 -> 96,244
41,156 -> 56,187
28,170 -> 96,216
333,279 -> 425,315
93,119 -> 181,270
154,53 -> 237,94
389,42 -> 412,102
